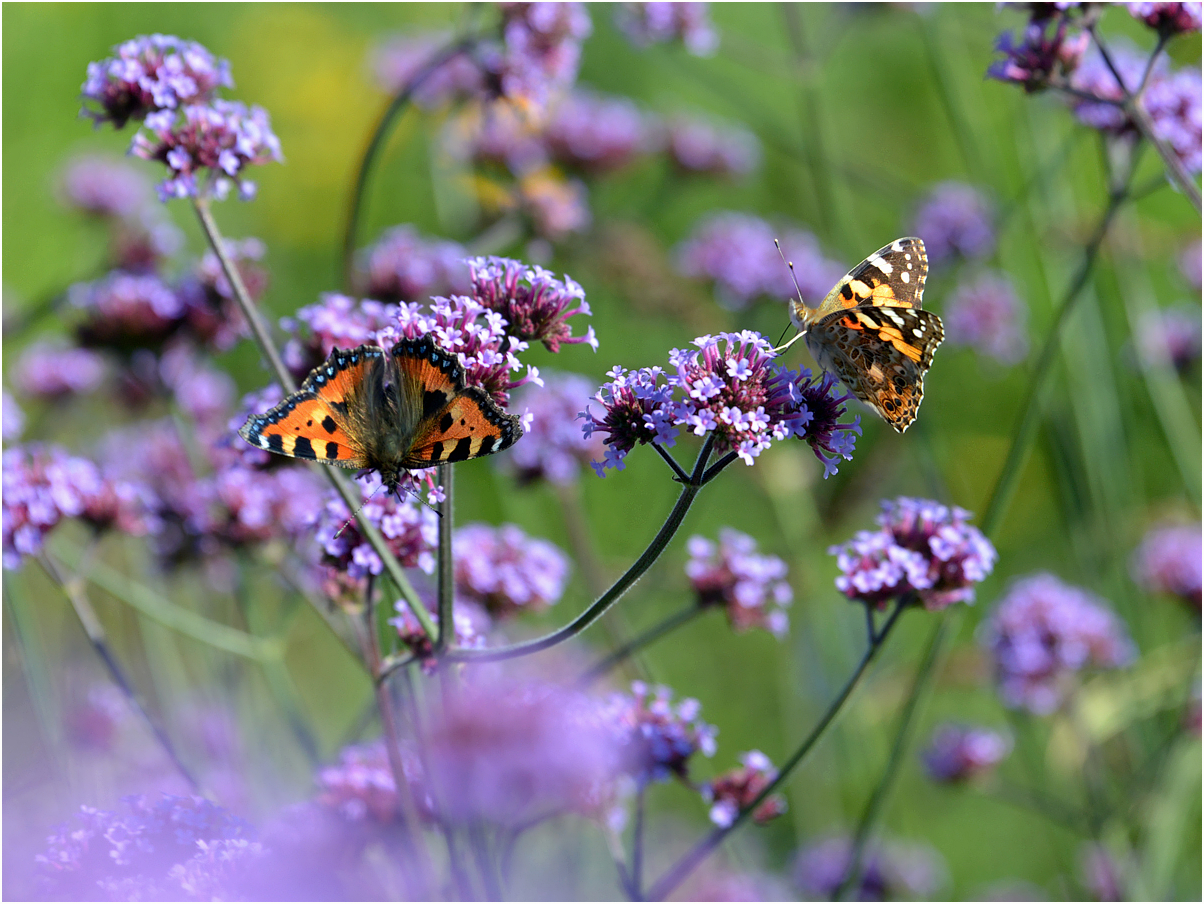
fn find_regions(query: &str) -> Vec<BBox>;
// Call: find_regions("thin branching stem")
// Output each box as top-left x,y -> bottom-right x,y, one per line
578,603 -> 705,687
651,441 -> 691,483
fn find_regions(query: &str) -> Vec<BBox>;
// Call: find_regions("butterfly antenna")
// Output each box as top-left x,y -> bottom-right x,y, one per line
333,482 -> 385,539
398,484 -> 444,518
774,238 -> 808,352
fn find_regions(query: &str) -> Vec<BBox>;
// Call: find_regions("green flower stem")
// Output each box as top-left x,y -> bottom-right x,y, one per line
834,614 -> 950,900
578,603 -> 705,686
646,597 -> 909,902
341,35 -> 481,288
652,441 -> 691,484
192,196 -> 435,642
39,548 -> 199,791
446,435 -> 719,664
632,783 -> 648,901
435,463 -> 454,655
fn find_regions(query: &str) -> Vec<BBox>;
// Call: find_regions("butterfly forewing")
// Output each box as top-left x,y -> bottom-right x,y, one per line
796,237 -> 929,327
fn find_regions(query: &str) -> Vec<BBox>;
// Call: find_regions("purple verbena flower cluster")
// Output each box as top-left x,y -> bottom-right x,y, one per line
494,3 -> 593,112
1131,521 -> 1201,608
702,750 -> 787,828
390,596 -> 488,671
987,6 -> 1089,93
281,293 -> 401,378
793,834 -> 947,901
1127,2 -> 1203,35
3,392 -> 24,442
912,181 -> 996,264
615,2 -> 719,56
516,168 -> 593,240
1134,303 -> 1202,371
316,740 -> 433,825
981,573 -> 1135,714
12,341 -> 109,399
1143,67 -> 1203,173
545,90 -> 657,174
944,271 -> 1029,364
504,373 -> 607,485
371,31 -> 487,109
60,154 -> 150,217
467,255 -> 597,352
829,497 -> 997,611
665,115 -> 761,177
358,225 -> 471,304
453,522 -> 570,617
921,723 -> 1012,783
685,528 -> 793,637
70,270 -> 185,350
604,680 -> 717,785
174,237 -> 264,351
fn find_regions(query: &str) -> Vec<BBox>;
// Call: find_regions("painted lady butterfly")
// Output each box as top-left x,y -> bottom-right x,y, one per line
239,334 -> 523,494
779,237 -> 943,433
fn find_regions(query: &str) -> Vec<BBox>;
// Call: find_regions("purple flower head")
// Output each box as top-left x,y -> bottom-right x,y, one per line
1069,42 -> 1183,141
987,9 -> 1089,92
615,2 -> 719,56
209,459 -> 325,549
685,529 -> 793,637
59,155 -> 150,218
157,346 -> 236,432
130,99 -> 283,202
1144,66 -> 1202,174
579,364 -> 677,474
65,683 -> 130,752
604,680 -> 717,785
1127,2 -> 1203,34
1079,843 -> 1127,902
425,678 -> 620,825
316,739 -> 434,826
1134,303 -> 1202,371
70,270 -> 185,351
81,34 -> 233,128
912,182 -> 996,263
12,341 -> 108,399
794,834 -> 947,901
176,237 -> 264,351
944,271 -> 1029,364
517,168 -> 593,240
453,522 -> 570,617
444,102 -> 549,175
390,596 -> 488,672
504,372 -> 607,485
665,115 -> 761,177
702,750 -> 787,828
281,293 -> 401,379
109,207 -> 185,273
467,255 -> 596,352
981,573 -> 1136,715
1131,522 -> 1202,608
545,90 -> 657,175
921,723 -> 1012,783
358,226 -> 471,304
371,31 -> 487,109
829,497 -> 997,611
381,293 -> 538,406
4,392 -> 25,442
1179,236 -> 1201,289
493,2 -> 593,112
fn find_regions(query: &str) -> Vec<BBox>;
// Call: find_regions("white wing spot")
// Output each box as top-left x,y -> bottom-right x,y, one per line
869,254 -> 893,275
901,270 -> 910,283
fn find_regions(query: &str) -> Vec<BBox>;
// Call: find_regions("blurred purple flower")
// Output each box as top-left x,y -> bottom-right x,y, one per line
615,2 -> 719,56
981,573 -> 1135,715
912,182 -> 996,263
987,8 -> 1088,92
453,522 -> 570,617
1127,2 -> 1202,34
444,102 -> 548,174
131,99 -> 284,201
1131,521 -> 1201,608
517,168 -> 593,240
686,528 -> 793,637
159,346 -> 237,429
110,207 -> 186,273
11,340 -> 108,399
829,497 -> 996,611
177,237 -> 264,351
921,723 -> 1011,783
4,391 -> 25,442
424,678 -> 620,825
504,372 -> 605,485
1134,303 -> 1201,371
1079,843 -> 1126,902
604,680 -> 717,785
81,34 -> 232,128
371,31 -> 486,108
1179,236 -> 1201,289
494,2 -> 593,112
793,834 -> 947,901
209,460 -> 325,548
70,270 -> 184,350
702,749 -> 787,828
545,90 -> 657,174
944,271 -> 1029,364
1143,67 -> 1202,174
281,292 -> 401,378
468,255 -> 597,352
1070,43 -> 1157,133
65,683 -> 131,751
666,115 -> 761,177
316,739 -> 434,826
390,595 -> 488,671
59,154 -> 150,217
358,225 -> 470,304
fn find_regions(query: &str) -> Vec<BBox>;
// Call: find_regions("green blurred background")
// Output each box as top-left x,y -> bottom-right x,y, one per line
3,3 -> 1200,899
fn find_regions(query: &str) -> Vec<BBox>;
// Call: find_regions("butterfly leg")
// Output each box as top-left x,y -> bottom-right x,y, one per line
772,330 -> 808,355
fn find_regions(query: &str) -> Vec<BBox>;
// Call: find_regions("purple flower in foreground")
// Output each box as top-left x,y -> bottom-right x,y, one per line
1134,304 -> 1202,371
615,2 -> 719,56
358,225 -> 470,304
70,270 -> 184,350
494,2 -> 593,111
794,834 -> 947,901
981,573 -> 1135,715
922,723 -> 1012,783
281,293 -> 401,378
81,34 -> 232,128
60,155 -> 150,217
829,497 -> 996,611
3,392 -> 24,442
504,373 -> 606,485
453,522 -> 570,617
666,115 -> 761,177
131,99 -> 283,201
1127,2 -> 1202,34
912,182 -> 996,263
702,750 -> 787,828
371,31 -> 486,108
987,9 -> 1088,92
545,90 -> 656,174
686,529 -> 793,637
1131,522 -> 1202,608
944,271 -> 1029,364
468,255 -> 596,352
12,341 -> 108,399
605,681 -> 717,785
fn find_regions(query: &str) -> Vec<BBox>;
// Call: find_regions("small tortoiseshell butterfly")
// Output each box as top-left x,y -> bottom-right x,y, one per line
239,334 -> 523,494
778,237 -> 943,433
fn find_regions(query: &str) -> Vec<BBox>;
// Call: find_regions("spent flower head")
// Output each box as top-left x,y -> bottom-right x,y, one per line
685,528 -> 793,637
921,723 -> 1012,783
912,181 -> 996,263
702,750 -> 787,828
467,255 -> 597,352
453,522 -> 570,617
1131,521 -> 1201,608
981,573 -> 1136,714
615,2 -> 719,56
944,271 -> 1029,364
604,680 -> 717,785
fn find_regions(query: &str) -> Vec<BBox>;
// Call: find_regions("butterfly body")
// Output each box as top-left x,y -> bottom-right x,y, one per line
239,335 -> 523,494
786,237 -> 942,433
